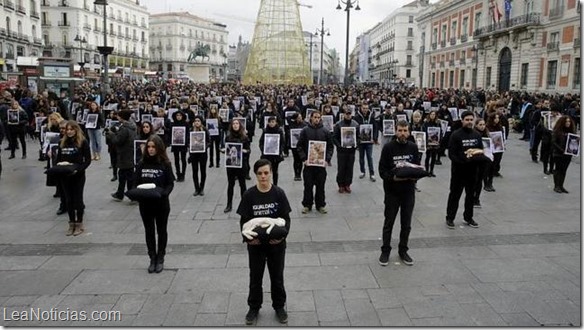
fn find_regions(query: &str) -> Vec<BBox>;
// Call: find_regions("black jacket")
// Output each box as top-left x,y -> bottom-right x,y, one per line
297,122 -> 334,163
259,125 -> 285,162
133,159 -> 175,198
448,126 -> 484,166
56,139 -> 92,173
106,120 -> 137,169
333,118 -> 359,153
379,138 -> 420,184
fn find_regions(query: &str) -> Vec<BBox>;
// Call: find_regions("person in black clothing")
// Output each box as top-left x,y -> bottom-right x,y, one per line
296,111 -> 334,214
139,121 -> 154,140
529,99 -> 545,162
355,103 -> 378,182
7,100 -> 28,159
445,111 -> 484,229
259,116 -> 285,185
422,110 -> 441,176
57,120 -> 92,236
224,119 -> 250,213
189,116 -> 210,196
378,120 -> 419,266
104,111 -> 119,182
333,109 -> 359,193
473,118 -> 491,208
207,106 -> 221,167
551,115 -> 575,193
133,135 -> 175,273
237,159 -> 292,325
288,112 -> 306,181
107,110 -> 137,201
540,108 -> 561,175
519,95 -> 533,140
171,111 -> 189,182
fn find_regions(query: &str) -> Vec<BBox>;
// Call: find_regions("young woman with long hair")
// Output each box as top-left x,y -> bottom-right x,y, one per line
86,101 -> 104,160
473,118 -> 490,208
485,113 -> 504,190
552,115 -> 576,193
422,110 -> 441,177
133,135 -> 175,273
189,116 -> 210,196
56,120 -> 91,236
207,106 -> 221,167
223,119 -> 250,213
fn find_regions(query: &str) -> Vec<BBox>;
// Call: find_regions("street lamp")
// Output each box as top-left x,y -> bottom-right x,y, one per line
336,0 -> 360,87
95,0 -> 113,104
74,34 -> 87,77
472,43 -> 482,89
314,18 -> 330,85
388,59 -> 398,87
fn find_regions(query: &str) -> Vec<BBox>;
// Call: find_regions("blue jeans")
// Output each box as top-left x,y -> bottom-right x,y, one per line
87,128 -> 102,154
359,143 -> 374,175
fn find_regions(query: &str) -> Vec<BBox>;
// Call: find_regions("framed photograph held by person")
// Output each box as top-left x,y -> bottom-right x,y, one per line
359,124 -> 374,143
341,127 -> 356,148
189,131 -> 206,153
206,118 -> 219,136
290,129 -> 302,148
322,115 -> 334,132
482,137 -> 494,161
307,140 -> 326,167
427,127 -> 441,146
85,114 -> 99,129
263,134 -> 280,156
383,120 -> 395,136
171,127 -> 186,146
225,142 -> 243,168
412,131 -> 427,153
564,133 -> 580,156
489,131 -> 505,153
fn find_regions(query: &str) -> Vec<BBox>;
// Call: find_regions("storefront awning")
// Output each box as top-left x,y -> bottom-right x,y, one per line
39,77 -> 85,81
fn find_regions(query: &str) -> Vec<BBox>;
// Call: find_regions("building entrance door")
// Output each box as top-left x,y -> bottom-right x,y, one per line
498,47 -> 512,92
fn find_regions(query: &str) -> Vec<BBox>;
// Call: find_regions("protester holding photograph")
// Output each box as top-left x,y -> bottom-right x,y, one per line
224,119 -> 250,213
86,101 -> 104,161
422,110 -> 441,177
473,118 -> 491,208
132,135 -> 175,273
333,109 -> 359,193
189,116 -> 210,196
355,103 -> 377,182
551,115 -> 575,193
106,110 -> 138,201
207,106 -> 222,167
56,120 -> 91,236
171,111 -> 189,182
540,105 -> 561,175
288,113 -> 306,181
7,100 -> 28,159
485,113 -> 505,185
259,116 -> 284,185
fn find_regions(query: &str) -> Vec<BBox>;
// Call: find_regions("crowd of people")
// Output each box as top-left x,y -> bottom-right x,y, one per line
0,79 -> 580,324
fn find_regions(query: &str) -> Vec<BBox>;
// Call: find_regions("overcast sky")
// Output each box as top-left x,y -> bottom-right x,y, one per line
141,0 -> 439,58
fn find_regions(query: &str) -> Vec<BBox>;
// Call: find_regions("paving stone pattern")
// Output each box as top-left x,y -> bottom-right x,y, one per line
0,132 -> 580,326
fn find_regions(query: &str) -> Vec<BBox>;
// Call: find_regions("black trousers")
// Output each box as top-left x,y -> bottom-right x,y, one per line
291,148 -> 303,178
173,149 -> 187,177
381,182 -> 415,254
247,242 -> 286,310
61,173 -> 86,223
139,198 -> 170,259
190,153 -> 207,192
425,149 -> 438,173
446,166 -> 477,222
336,151 -> 355,186
540,133 -> 554,171
487,153 -> 503,183
302,166 -> 327,209
109,148 -> 118,177
116,168 -> 134,197
474,161 -> 489,202
553,156 -> 571,188
208,136 -> 221,165
8,128 -> 26,156
227,169 -> 246,205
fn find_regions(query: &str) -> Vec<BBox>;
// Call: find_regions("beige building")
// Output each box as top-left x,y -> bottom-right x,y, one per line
417,0 -> 580,93
149,12 -> 228,80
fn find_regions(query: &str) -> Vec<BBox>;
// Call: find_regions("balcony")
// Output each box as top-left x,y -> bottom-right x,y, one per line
141,38 -> 147,43
449,59 -> 455,66
94,26 -> 101,32
450,37 -> 456,45
165,44 -> 172,50
431,42 -> 437,50
574,38 -> 581,48
0,28 -> 5,36
460,58 -> 466,65
30,10 -> 40,18
141,22 -> 147,28
549,6 -> 563,19
109,30 -> 116,36
546,41 -> 559,51
16,4 -> 25,14
59,0 -> 68,7
42,20 -> 51,26
125,34 -> 131,40
83,23 -> 91,30
439,61 -> 445,68
83,3 -> 90,10
460,34 -> 468,43
58,21 -> 69,26
132,20 -> 137,26
474,13 -> 541,39
405,61 -> 413,67
34,37 -> 42,44
4,0 -> 14,10
41,0 -> 50,6
132,36 -> 139,41
440,40 -> 446,48
5,52 -> 15,59
430,63 -> 435,69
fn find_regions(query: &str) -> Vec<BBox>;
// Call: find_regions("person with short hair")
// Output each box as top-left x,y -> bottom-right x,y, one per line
106,110 -> 138,201
223,119 -> 250,213
445,111 -> 484,229
333,109 -> 359,193
378,120 -> 420,266
237,159 -> 292,325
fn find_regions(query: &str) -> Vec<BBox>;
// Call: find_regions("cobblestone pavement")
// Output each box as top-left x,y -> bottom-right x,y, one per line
0,130 -> 580,326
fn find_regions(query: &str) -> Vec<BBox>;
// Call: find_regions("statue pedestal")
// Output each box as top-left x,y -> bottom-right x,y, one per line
186,63 -> 210,83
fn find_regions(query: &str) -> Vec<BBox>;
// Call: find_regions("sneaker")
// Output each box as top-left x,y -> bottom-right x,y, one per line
245,308 -> 259,325
275,308 -> 288,324
465,219 -> 479,228
399,252 -> 414,266
370,175 -> 376,182
446,219 -> 455,229
359,172 -> 366,179
317,207 -> 328,214
301,207 -> 310,214
111,193 -> 123,201
378,252 -> 389,266
473,201 -> 482,208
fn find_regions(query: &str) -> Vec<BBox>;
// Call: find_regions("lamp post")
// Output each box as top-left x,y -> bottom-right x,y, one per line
472,44 -> 480,89
315,18 -> 330,85
336,0 -> 360,87
94,0 -> 113,104
306,33 -> 317,83
388,59 -> 398,87
74,34 -> 87,78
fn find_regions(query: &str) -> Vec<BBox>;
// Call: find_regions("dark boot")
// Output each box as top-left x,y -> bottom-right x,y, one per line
543,162 -> 550,175
148,253 -> 156,273
155,253 -> 164,273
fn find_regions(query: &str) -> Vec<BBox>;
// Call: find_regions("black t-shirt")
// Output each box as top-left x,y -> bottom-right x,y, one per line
237,185 -> 292,242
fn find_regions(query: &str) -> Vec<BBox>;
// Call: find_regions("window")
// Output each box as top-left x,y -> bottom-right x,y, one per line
440,71 -> 445,88
474,12 -> 481,29
407,40 -> 413,50
486,66 -> 492,87
462,17 -> 468,35
451,21 -> 457,38
546,60 -> 558,88
406,55 -> 412,65
409,15 -> 414,23
407,28 -> 413,37
460,69 -> 465,87
167,63 -> 173,71
573,58 -> 580,89
520,63 -> 529,87
6,17 -> 10,33
449,70 -> 454,87
432,28 -> 438,43
461,50 -> 466,59
17,46 -> 25,57
406,69 -> 411,78
431,72 -> 436,87
32,25 -> 36,38
441,25 -> 447,41
62,33 -> 67,45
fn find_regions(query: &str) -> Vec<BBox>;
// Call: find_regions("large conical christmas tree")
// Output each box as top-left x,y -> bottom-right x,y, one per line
243,0 -> 312,85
